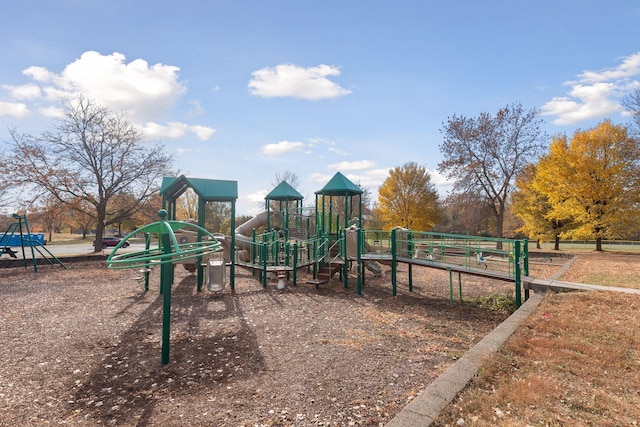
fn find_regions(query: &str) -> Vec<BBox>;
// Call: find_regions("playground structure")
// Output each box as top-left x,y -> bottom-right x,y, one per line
0,213 -> 67,271
106,209 -> 224,364
105,173 -> 530,364
117,173 -> 530,307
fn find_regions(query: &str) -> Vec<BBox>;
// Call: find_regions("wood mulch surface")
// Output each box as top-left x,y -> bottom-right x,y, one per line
0,254 -> 563,426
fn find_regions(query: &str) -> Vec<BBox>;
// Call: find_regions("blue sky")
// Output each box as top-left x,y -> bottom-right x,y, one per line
1,1 -> 640,216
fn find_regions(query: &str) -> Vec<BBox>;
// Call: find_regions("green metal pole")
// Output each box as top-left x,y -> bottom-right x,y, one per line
342,229 -> 348,289
523,239 -> 530,301
458,272 -> 462,302
22,215 -> 38,272
293,243 -> 298,286
408,263 -> 413,292
514,240 -> 522,308
144,233 -> 151,292
196,198 -> 205,292
357,228 -> 363,295
230,201 -> 236,290
262,244 -> 268,288
448,268 -> 453,305
161,233 -> 172,365
391,228 -> 397,296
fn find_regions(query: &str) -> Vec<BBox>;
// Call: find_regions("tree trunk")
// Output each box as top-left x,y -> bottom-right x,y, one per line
554,234 -> 560,251
495,209 -> 504,250
595,236 -> 603,251
94,209 -> 106,252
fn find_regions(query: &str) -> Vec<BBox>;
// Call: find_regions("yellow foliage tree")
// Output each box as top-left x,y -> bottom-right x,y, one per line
377,162 -> 442,230
511,162 -> 574,250
534,120 -> 640,251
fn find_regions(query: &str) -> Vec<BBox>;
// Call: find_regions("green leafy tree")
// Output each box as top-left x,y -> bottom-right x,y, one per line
377,162 -> 442,230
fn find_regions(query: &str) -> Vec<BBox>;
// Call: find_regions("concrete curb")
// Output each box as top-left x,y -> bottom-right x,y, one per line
386,293 -> 544,426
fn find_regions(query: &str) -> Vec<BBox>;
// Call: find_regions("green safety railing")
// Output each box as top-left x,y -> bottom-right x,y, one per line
235,230 -> 330,287
358,228 -> 528,307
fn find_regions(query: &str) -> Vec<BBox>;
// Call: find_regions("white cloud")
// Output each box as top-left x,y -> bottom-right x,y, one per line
542,82 -> 622,125
3,83 -> 41,100
248,64 -> 351,100
245,190 -> 268,203
140,122 -> 213,140
191,125 -> 216,140
261,140 -> 305,155
429,169 -> 454,186
141,121 -> 189,139
328,147 -> 349,156
52,51 -> 186,122
328,160 -> 377,171
310,172 -> 333,184
0,100 -> 29,117
542,52 -> 640,125
2,51 -> 217,141
576,52 -> 640,84
23,65 -> 54,82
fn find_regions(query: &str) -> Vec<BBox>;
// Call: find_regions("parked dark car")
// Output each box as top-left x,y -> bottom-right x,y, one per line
93,237 -> 129,249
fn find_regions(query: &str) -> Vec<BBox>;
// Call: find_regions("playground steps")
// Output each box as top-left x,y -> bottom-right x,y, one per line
316,262 -> 342,281
307,262 -> 342,289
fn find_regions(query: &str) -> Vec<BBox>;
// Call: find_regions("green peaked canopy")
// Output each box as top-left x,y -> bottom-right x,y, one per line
316,172 -> 362,196
267,181 -> 304,201
160,175 -> 238,202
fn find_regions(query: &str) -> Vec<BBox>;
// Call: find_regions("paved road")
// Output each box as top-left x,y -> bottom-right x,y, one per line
3,242 -> 147,259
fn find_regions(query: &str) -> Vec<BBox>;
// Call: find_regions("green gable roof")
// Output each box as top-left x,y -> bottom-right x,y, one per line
316,172 -> 363,196
267,181 -> 304,201
160,176 -> 238,201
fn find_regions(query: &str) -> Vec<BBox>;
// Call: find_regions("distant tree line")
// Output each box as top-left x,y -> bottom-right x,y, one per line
2,89 -> 640,252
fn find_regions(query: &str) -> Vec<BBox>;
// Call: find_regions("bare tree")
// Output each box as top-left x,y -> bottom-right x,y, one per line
622,87 -> 640,138
438,102 -> 546,239
6,96 -> 174,251
272,170 -> 300,189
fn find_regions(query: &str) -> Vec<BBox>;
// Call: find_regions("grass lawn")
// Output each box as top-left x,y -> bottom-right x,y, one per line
434,252 -> 640,426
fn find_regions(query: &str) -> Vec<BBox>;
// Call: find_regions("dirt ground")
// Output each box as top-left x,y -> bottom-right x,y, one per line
0,252 -> 577,426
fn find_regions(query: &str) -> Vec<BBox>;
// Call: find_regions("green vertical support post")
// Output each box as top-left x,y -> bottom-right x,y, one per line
342,229 -> 348,289
262,244 -> 268,288
160,233 -> 173,365
328,196 -> 332,234
143,233 -> 151,292
391,228 -> 397,296
514,240 -> 522,308
306,218 -> 311,273
448,267 -> 453,305
293,243 -> 298,286
196,198 -> 206,292
312,239 -> 318,280
251,228 -> 257,273
360,228 -> 365,294
15,220 -> 28,269
22,215 -> 38,272
523,239 -> 530,301
408,264 -> 413,292
458,272 -> 462,301
230,201 -> 236,290
356,228 -> 362,295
